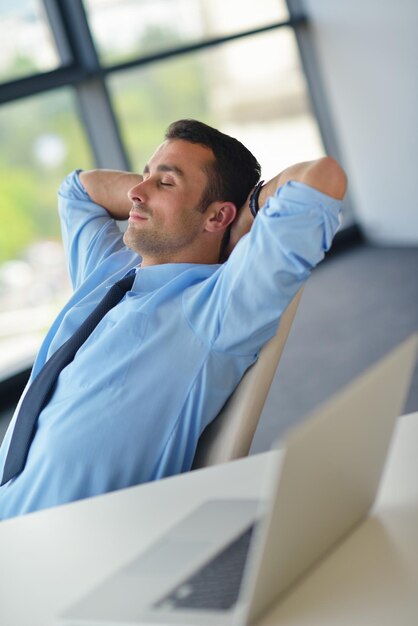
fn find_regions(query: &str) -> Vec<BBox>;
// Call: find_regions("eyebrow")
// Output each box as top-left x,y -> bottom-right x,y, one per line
143,163 -> 185,177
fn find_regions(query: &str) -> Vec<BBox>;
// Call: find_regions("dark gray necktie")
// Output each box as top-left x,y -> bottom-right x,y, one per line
1,272 -> 136,486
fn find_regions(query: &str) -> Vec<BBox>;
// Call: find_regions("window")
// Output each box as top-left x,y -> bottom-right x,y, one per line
0,0 -> 60,83
0,88 -> 93,378
109,28 -> 323,179
84,0 -> 289,65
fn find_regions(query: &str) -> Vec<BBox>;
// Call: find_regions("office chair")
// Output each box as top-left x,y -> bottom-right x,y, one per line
192,288 -> 303,469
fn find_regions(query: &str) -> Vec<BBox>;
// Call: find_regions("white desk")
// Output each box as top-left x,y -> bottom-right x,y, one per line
1,412 -> 417,626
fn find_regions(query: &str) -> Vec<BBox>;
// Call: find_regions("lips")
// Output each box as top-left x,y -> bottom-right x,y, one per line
129,204 -> 150,221
129,211 -> 148,222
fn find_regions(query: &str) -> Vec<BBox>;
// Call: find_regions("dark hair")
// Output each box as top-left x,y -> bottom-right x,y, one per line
165,119 -> 261,212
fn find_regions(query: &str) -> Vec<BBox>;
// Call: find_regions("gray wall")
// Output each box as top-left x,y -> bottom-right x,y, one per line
298,0 -> 418,245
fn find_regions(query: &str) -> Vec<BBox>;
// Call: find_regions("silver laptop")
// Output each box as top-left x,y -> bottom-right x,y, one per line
60,334 -> 417,626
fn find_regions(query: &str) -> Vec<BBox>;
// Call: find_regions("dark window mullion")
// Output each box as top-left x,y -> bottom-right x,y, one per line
51,0 -> 130,170
0,66 -> 87,104
42,0 -> 73,65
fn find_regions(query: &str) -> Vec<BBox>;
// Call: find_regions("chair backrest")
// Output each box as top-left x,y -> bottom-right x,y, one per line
192,289 -> 303,469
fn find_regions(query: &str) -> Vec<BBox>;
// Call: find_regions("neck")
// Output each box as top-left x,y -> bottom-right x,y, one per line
139,240 -> 222,267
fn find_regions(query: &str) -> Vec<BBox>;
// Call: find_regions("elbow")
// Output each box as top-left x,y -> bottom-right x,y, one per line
305,157 -> 347,201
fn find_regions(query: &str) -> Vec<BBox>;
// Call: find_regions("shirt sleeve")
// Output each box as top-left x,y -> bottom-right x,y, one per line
183,181 -> 343,356
58,170 -> 129,289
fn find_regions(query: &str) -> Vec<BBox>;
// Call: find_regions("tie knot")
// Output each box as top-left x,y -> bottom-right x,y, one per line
115,272 -> 136,293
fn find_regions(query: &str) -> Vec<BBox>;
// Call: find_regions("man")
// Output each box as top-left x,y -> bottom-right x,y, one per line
0,119 -> 346,518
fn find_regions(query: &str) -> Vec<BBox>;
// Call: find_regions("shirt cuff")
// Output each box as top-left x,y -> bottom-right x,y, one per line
58,169 -> 91,202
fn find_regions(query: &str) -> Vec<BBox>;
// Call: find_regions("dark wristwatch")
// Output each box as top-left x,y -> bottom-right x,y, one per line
249,180 -> 264,218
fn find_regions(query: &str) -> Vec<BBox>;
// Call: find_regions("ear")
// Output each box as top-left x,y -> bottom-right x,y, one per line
204,201 -> 237,233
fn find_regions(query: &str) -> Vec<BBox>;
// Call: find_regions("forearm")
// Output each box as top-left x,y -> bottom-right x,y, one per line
79,169 -> 142,220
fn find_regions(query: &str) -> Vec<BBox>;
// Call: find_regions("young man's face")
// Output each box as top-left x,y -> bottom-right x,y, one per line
124,139 -> 216,265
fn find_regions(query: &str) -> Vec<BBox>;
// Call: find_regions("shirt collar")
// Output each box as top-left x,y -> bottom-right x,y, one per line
131,263 -> 218,293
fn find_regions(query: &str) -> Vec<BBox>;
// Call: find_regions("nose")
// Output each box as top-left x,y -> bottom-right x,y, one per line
128,179 -> 148,203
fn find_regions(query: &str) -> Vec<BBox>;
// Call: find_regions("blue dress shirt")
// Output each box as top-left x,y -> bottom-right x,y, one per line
0,171 -> 342,518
